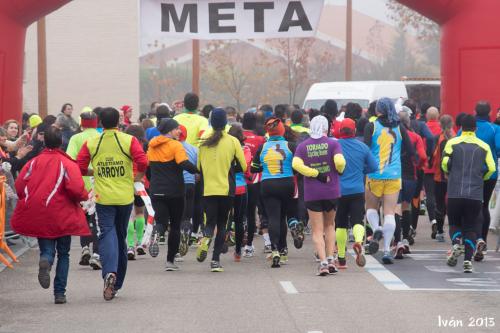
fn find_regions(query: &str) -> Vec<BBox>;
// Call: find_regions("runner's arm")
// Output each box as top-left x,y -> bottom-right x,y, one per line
251,144 -> 263,173
292,157 -> 318,177
130,137 -> 147,182
76,142 -> 92,176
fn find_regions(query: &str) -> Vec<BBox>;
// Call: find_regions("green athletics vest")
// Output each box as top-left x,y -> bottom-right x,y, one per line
86,130 -> 134,205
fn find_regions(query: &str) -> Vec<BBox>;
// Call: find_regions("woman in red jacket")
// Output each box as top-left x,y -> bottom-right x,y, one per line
11,127 -> 89,304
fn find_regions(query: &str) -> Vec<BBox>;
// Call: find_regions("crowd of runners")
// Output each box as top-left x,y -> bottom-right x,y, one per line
4,93 -> 500,304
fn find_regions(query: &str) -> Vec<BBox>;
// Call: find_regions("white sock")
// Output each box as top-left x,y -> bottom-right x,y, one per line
263,233 -> 271,246
383,215 -> 396,252
366,209 -> 380,231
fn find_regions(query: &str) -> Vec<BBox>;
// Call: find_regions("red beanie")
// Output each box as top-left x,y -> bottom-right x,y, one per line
121,105 -> 132,113
339,118 -> 356,138
81,118 -> 98,129
179,125 -> 187,142
265,118 -> 285,137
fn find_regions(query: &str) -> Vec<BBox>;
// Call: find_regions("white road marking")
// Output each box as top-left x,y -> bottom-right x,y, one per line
307,331 -> 323,333
349,249 -> 410,291
280,281 -> 298,294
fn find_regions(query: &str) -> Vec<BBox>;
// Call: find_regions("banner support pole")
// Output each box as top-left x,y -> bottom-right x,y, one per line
192,39 -> 200,95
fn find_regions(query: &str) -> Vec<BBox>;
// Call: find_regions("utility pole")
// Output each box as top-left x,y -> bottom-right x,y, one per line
345,0 -> 353,81
192,40 -> 200,95
37,17 -> 48,117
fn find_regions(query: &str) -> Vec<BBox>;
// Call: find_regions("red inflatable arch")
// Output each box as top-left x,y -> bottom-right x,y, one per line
1,1 -> 500,121
0,0 -> 70,123
398,0 -> 500,118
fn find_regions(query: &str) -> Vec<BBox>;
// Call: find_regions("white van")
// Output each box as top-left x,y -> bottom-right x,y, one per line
302,81 -> 408,110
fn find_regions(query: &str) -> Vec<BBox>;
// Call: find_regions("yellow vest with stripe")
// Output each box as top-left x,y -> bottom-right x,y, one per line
87,130 -> 134,205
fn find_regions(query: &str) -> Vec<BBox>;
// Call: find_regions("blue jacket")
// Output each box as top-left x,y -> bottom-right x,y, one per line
339,138 -> 378,196
181,141 -> 198,184
459,117 -> 500,179
146,127 -> 161,142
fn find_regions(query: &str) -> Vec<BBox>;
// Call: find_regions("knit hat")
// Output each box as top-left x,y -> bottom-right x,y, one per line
158,118 -> 179,135
29,115 -> 43,129
309,115 -> 329,139
210,108 -> 227,130
339,118 -> 356,139
80,111 -> 98,129
264,117 -> 285,137
376,97 -> 399,123
179,125 -> 187,142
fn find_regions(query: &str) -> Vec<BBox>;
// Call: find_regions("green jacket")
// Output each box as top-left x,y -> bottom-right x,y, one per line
66,128 -> 100,190
174,109 -> 209,146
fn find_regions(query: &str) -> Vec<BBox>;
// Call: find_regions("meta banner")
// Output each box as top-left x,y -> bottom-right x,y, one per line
140,0 -> 325,41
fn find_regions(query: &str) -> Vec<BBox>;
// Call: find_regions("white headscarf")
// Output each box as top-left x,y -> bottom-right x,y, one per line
310,115 -> 329,139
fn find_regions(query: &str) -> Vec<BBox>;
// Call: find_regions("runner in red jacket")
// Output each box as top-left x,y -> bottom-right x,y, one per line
11,127 -> 89,304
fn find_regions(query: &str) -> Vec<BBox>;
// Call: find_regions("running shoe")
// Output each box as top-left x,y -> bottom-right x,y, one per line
54,294 -> 67,304
189,233 -> 199,247
463,260 -> 473,273
402,239 -> 411,254
158,235 -> 166,245
287,218 -> 305,249
280,248 -> 288,265
313,252 -> 321,262
447,244 -> 464,267
165,261 -> 179,271
243,246 -> 254,258
304,225 -> 312,235
127,247 -> 136,260
474,239 -> 487,262
103,273 -> 116,301
149,231 -> 160,258
368,229 -> 383,254
89,254 -> 102,270
174,253 -> 184,262
317,263 -> 329,276
337,257 -> 347,269
431,220 -> 438,239
382,251 -> 394,265
435,233 -> 445,243
234,251 -> 241,262
419,201 -> 426,215
79,246 -> 91,266
197,237 -> 211,263
210,261 -> 224,272
136,245 -> 146,256
353,242 -> 366,267
38,257 -> 51,289
327,259 -> 338,274
271,251 -> 281,268
395,242 -> 405,260
263,244 -> 272,254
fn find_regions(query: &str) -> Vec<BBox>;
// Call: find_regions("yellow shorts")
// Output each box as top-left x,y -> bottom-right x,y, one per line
366,178 -> 401,197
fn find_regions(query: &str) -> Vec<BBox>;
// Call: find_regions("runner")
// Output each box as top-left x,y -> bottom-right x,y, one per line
432,115 -> 455,242
241,112 -> 266,257
363,98 -> 414,264
293,115 -> 346,276
147,119 -> 199,271
77,107 -> 147,301
174,93 -> 209,146
228,124 -> 252,262
66,110 -> 101,270
197,108 -> 247,272
124,125 -> 148,261
11,127 -> 90,304
336,118 -> 377,268
442,114 -> 495,273
252,117 -> 296,268
394,108 -> 427,259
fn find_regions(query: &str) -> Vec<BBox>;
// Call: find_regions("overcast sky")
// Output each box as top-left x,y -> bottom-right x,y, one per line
327,0 -> 393,25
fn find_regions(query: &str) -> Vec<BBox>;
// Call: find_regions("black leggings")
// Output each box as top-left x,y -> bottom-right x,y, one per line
80,213 -> 99,254
261,178 -> 295,252
204,196 -> 233,262
152,196 -> 184,262
448,198 -> 482,261
183,183 -> 195,223
192,181 -> 204,234
476,179 -> 497,242
423,173 -> 436,221
411,170 -> 424,230
231,194 -> 247,254
335,193 -> 365,229
246,183 -> 259,246
434,181 -> 447,234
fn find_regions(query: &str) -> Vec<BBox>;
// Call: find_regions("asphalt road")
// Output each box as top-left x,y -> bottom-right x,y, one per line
1,220 -> 499,333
